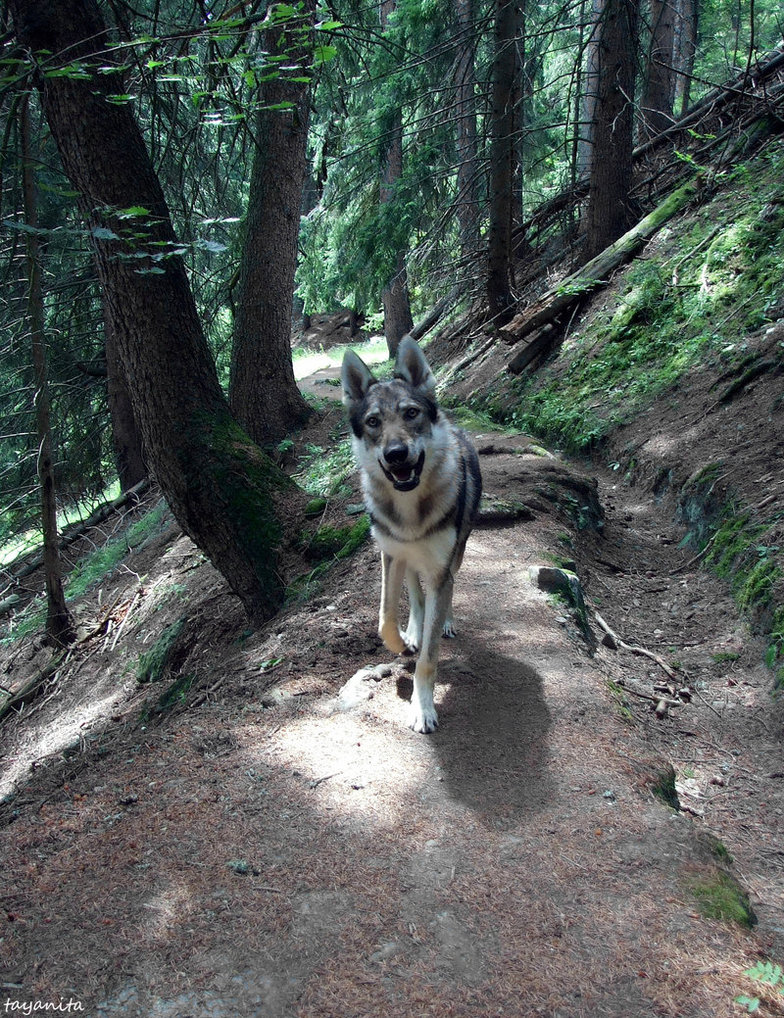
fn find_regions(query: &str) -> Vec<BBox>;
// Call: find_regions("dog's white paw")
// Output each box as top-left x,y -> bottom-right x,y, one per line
403,626 -> 421,653
442,618 -> 456,638
408,702 -> 439,734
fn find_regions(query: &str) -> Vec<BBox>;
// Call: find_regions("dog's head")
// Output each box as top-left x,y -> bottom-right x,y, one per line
341,337 -> 438,493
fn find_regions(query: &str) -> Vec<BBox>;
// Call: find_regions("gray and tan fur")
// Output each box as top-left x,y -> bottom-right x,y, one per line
341,336 -> 482,733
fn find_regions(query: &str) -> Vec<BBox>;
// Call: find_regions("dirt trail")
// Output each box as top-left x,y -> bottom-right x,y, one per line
2,426 -> 783,1017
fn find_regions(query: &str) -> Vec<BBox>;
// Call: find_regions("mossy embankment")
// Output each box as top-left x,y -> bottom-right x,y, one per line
457,138 -> 784,683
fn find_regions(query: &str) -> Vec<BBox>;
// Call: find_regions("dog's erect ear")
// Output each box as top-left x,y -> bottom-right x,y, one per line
341,349 -> 376,406
394,336 -> 435,396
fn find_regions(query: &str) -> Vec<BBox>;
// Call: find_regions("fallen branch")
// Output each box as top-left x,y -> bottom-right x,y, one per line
595,612 -> 678,681
501,178 -> 701,349
409,285 -> 461,342
0,652 -> 65,724
507,324 -> 558,374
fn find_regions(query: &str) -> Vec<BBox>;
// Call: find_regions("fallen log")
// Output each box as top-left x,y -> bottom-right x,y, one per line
507,325 -> 557,375
0,652 -> 65,724
409,284 -> 461,342
501,176 -> 700,349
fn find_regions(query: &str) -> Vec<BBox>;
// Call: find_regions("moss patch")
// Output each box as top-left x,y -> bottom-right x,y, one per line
690,869 -> 757,928
650,764 -> 680,810
288,515 -> 371,603
137,618 -> 187,683
298,516 -> 371,561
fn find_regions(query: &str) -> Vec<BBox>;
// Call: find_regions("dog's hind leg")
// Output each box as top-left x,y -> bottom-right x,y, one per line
442,586 -> 456,639
379,552 -> 408,655
404,568 -> 425,650
409,571 -> 453,734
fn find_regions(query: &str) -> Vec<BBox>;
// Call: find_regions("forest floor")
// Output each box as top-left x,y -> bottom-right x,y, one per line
1,350 -> 783,1017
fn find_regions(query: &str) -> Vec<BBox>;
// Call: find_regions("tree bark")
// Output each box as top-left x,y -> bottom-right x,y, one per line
379,0 -> 414,357
640,0 -> 677,140
453,0 -> 480,257
583,0 -> 640,261
10,0 -> 292,624
104,311 -> 146,491
576,0 -> 605,179
486,0 -> 520,324
672,0 -> 698,116
229,6 -> 314,448
20,96 -> 75,648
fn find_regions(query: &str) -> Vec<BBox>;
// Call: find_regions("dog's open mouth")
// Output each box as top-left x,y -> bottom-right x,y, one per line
381,450 -> 425,492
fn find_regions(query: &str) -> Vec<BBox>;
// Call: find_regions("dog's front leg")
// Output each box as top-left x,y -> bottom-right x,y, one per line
379,552 -> 408,654
409,571 -> 453,734
404,568 -> 425,650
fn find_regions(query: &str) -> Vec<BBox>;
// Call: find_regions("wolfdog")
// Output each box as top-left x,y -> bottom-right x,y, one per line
341,336 -> 482,733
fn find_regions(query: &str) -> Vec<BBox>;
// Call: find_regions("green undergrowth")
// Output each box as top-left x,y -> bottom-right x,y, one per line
294,438 -> 356,500
288,420 -> 371,603
288,515 -> 370,603
677,457 -> 784,684
465,142 -> 784,452
2,503 -> 169,643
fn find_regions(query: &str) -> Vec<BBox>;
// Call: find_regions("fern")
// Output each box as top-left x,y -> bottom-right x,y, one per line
736,960 -> 784,1013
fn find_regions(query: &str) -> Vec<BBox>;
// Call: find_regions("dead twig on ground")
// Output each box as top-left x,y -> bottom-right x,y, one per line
595,612 -> 678,680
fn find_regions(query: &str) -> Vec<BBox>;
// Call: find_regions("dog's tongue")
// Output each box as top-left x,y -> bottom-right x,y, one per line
391,464 -> 414,481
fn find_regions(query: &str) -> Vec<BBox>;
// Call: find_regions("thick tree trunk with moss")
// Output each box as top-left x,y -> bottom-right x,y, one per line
11,0 -> 289,623
229,5 -> 314,448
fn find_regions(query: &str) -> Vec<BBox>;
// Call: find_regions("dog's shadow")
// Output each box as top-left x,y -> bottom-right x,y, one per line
396,646 -> 553,824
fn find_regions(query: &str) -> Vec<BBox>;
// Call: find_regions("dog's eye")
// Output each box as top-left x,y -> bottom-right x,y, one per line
365,415 -> 381,428
403,407 -> 420,420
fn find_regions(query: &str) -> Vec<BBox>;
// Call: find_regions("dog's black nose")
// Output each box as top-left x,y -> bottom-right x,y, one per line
384,442 -> 409,464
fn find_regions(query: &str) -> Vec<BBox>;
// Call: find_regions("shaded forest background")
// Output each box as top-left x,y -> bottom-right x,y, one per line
0,0 -> 782,639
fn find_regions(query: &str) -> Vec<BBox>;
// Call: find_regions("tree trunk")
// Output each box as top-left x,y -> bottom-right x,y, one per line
640,0 -> 677,140
20,96 -> 75,648
583,0 -> 640,261
104,312 -> 146,491
11,0 -> 292,624
486,0 -> 519,324
576,0 -> 605,179
229,6 -> 314,448
672,0 -> 698,116
453,0 -> 480,257
514,5 -> 536,242
379,0 -> 414,357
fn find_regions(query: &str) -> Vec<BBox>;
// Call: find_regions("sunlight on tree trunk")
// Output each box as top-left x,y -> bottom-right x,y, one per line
229,3 -> 314,448
576,0 -> 605,179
